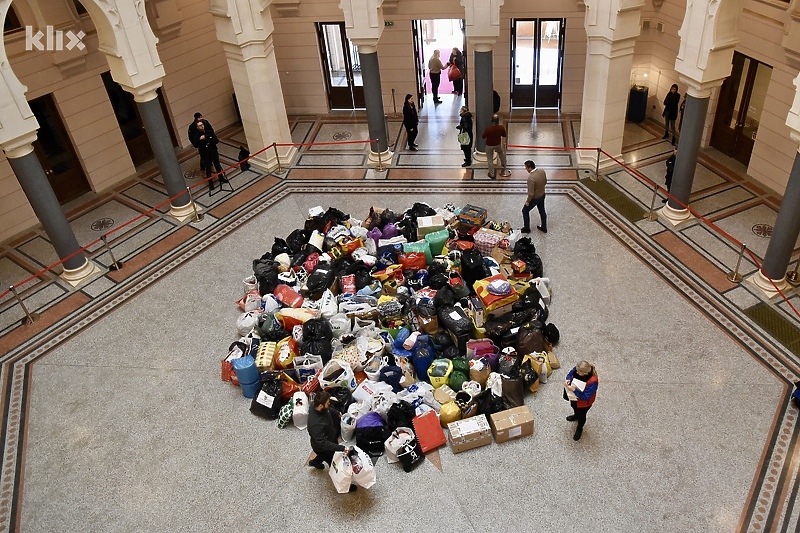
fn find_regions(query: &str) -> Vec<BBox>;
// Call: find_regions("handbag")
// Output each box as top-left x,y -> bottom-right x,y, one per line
448,64 -> 462,81
457,132 -> 470,145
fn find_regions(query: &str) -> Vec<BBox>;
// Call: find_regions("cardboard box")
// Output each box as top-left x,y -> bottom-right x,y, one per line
417,215 -> 445,237
490,405 -> 534,443
448,414 -> 493,453
491,245 -> 513,265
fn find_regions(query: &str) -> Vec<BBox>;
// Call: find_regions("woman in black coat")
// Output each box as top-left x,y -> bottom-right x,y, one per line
402,93 -> 419,150
446,48 -> 465,96
457,106 -> 473,167
662,83 -> 681,145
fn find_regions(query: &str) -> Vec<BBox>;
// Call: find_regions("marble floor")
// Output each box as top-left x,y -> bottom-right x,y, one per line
1,114 -> 799,532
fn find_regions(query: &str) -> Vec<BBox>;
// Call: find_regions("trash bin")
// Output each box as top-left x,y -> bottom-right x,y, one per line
627,85 -> 648,123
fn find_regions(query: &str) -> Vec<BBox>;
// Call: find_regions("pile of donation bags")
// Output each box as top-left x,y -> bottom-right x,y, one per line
221,202 -> 561,487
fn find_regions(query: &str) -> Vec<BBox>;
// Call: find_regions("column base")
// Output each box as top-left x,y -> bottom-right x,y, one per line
61,258 -> 102,287
368,149 -> 394,167
169,201 -> 203,223
252,146 -> 299,174
473,150 -> 488,164
746,271 -> 790,299
659,203 -> 695,226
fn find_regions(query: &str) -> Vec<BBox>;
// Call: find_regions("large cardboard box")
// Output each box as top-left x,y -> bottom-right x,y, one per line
490,405 -> 534,443
448,414 -> 493,453
417,215 -> 445,237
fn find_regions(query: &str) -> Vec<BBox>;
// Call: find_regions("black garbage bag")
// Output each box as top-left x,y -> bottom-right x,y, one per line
355,412 -> 388,459
290,243 -> 321,269
442,345 -> 460,359
461,248 -> 490,288
497,351 -> 522,377
516,320 -> 545,354
397,217 -> 418,243
415,298 -> 437,317
250,376 -> 282,419
513,237 -> 536,256
386,400 -> 416,432
475,389 -> 505,416
406,202 -> 436,219
306,266 -> 335,298
304,215 -> 326,233
519,358 -> 540,389
501,375 -> 525,409
324,206 -> 349,225
544,323 -> 560,345
438,306 -> 472,336
257,313 -> 289,342
271,237 -> 291,257
433,286 -> 456,308
512,237 -> 544,278
286,229 -> 309,254
431,332 -> 454,351
327,386 -> 354,412
483,318 -> 514,344
303,318 -> 334,342
380,209 -> 397,227
252,258 -> 279,295
323,236 -> 339,252
427,272 -> 449,290
426,261 -> 447,279
303,339 -> 333,364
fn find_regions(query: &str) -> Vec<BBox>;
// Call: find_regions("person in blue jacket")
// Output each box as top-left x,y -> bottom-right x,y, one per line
564,360 -> 598,441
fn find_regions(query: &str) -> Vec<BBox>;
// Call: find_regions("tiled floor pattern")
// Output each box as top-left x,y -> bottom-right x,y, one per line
0,115 -> 799,531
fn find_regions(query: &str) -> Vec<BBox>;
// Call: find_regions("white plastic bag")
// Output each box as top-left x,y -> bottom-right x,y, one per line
352,379 -> 393,404
532,277 -> 551,305
291,391 -> 309,430
236,310 -> 260,336
295,355 -> 324,383
349,446 -> 376,489
329,313 -> 351,338
319,360 -> 357,391
262,294 -> 281,313
384,427 -> 415,464
341,413 -> 357,442
329,451 -> 353,493
487,372 -> 503,397
243,275 -> 257,295
244,292 -> 262,312
372,390 -> 398,421
347,398 -> 373,421
318,289 -> 339,318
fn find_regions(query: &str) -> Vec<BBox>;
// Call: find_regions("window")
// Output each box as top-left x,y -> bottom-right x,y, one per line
4,6 -> 22,34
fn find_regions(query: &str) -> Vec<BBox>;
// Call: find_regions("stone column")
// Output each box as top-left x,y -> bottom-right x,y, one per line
663,88 -> 710,218
577,0 -> 643,169
134,90 -> 194,219
210,0 -> 296,171
473,49 -> 493,155
357,46 -> 390,157
748,71 -> 800,296
5,138 -> 96,285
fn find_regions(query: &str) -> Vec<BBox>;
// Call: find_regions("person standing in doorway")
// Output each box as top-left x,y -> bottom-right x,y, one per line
457,106 -> 473,167
563,360 -> 598,441
195,120 -> 227,191
662,146 -> 677,203
446,48 -> 465,97
188,111 -> 215,149
482,114 -> 511,179
428,50 -> 444,104
402,93 -> 419,151
522,160 -> 547,233
662,84 -> 681,145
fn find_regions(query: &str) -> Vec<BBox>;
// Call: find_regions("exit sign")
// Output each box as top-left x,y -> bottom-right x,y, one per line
385,21 -> 393,26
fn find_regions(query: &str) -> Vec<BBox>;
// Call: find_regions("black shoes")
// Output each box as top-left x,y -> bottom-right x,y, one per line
219,174 -> 229,184
520,227 -> 531,234
408,146 -> 418,151
487,173 -> 496,180
461,162 -> 470,167
434,98 -> 442,104
537,226 -> 547,233
573,427 -> 583,441
566,415 -> 577,421
307,458 -> 325,470
349,484 -> 358,492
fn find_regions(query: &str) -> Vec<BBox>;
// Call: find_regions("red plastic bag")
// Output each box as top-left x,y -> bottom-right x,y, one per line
399,252 -> 426,271
273,284 -> 303,308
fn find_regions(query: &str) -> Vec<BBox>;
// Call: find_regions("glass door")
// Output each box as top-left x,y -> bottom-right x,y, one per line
412,20 -> 426,109
511,19 -> 565,109
29,94 -> 91,204
316,22 -> 365,110
710,52 -> 772,166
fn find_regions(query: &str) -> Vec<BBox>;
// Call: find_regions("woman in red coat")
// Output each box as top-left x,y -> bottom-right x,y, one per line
564,360 -> 598,441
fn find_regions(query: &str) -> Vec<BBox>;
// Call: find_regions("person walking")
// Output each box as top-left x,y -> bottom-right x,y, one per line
446,48 -> 465,96
187,111 -> 214,148
457,106 -> 473,167
662,84 -> 681,145
194,120 -> 227,191
306,391 -> 357,492
482,114 -> 511,179
563,360 -> 598,441
428,50 -> 445,104
402,93 -> 419,151
662,147 -> 677,203
522,160 -> 547,233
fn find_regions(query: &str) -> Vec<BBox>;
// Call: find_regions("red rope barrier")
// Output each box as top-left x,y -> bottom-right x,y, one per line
507,144 -> 597,151
273,139 -> 377,148
598,149 -> 800,322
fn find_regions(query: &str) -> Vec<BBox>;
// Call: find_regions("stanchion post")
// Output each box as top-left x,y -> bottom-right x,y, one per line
10,285 -> 38,326
645,183 -> 660,222
786,256 -> 800,285
376,146 -> 385,172
727,243 -> 747,283
100,235 -> 123,271
391,89 -> 396,115
593,147 -> 603,182
273,143 -> 283,173
187,186 -> 203,222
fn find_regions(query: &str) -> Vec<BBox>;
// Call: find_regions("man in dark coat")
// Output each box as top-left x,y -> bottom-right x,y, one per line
194,120 -> 227,191
662,147 -> 677,203
307,391 -> 357,492
662,84 -> 681,145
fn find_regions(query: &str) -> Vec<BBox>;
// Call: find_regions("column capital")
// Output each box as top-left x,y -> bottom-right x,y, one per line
351,39 -> 379,54
339,0 -> 385,42
2,133 -> 38,159
461,0 -> 504,41
679,77 -> 724,99
210,0 -> 275,45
